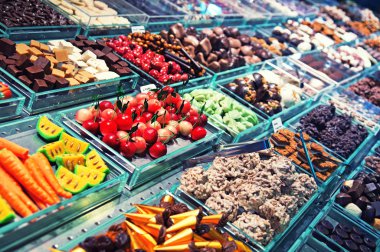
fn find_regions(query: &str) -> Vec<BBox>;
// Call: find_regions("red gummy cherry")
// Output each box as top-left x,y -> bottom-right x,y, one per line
143,127 -> 158,144
100,120 -> 118,135
120,141 -> 136,158
99,100 -> 114,111
149,142 -> 167,159
191,126 -> 207,141
116,114 -> 133,131
82,120 -> 99,135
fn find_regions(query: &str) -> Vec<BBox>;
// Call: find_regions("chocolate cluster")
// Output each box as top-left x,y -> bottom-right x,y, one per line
299,105 -> 368,159
224,73 -> 282,116
335,172 -> 380,231
349,77 -> 380,107
271,129 -> 339,181
365,146 -> 380,174
162,23 -> 272,73
313,217 -> 377,251
300,54 -> 346,82
0,0 -> 74,27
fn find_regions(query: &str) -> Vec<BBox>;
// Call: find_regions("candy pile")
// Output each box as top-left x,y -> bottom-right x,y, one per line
348,77 -> 380,107
224,71 -> 302,116
180,151 -> 317,245
364,146 -> 380,174
335,172 -> 380,231
298,104 -> 368,158
71,195 -> 250,251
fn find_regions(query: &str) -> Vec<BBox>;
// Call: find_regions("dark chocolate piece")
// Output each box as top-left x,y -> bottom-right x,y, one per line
16,55 -> 32,69
0,38 -> 16,56
118,60 -> 129,67
32,79 -> 49,92
44,75 -> 57,87
350,233 -> 363,245
316,224 -> 330,236
115,68 -> 131,76
348,181 -> 365,201
337,223 -> 352,233
364,183 -> 377,195
363,237 -> 376,249
370,201 -> 380,218
93,49 -> 105,59
104,53 -> 120,65
355,196 -> 370,210
6,65 -> 22,77
3,59 -> 17,66
321,220 -> 334,233
352,226 -> 364,237
25,66 -> 44,80
75,35 -> 88,41
19,75 -> 33,87
330,234 -> 344,247
34,57 -> 51,73
55,77 -> 69,88
101,46 -> 113,54
336,193 -> 352,207
359,245 -> 372,252
334,227 -> 349,239
344,240 -> 359,251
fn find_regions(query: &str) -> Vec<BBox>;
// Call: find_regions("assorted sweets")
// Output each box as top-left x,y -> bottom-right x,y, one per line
0,82 -> 12,100
298,104 -> 368,159
180,150 -> 317,246
335,171 -> 380,231
75,87 -> 208,160
270,129 -> 340,181
163,23 -> 272,73
105,32 -> 205,84
48,0 -> 131,27
0,0 -> 74,27
0,36 -> 132,92
182,89 -> 260,135
312,214 -> 378,251
348,76 -> 380,108
323,45 -> 377,72
224,70 -> 302,116
251,35 -> 296,57
364,146 -> 380,174
69,194 -> 250,252
0,116 -> 109,225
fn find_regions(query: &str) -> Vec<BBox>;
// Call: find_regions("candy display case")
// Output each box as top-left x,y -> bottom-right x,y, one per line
285,97 -> 376,167
327,167 -> 380,240
48,0 -> 149,37
290,203 -> 380,252
179,84 -> 269,143
173,151 -> 322,252
290,51 -> 359,86
216,61 -> 314,124
0,115 -> 127,251
0,82 -> 25,123
57,96 -> 223,189
0,0 -> 81,41
0,38 -> 139,115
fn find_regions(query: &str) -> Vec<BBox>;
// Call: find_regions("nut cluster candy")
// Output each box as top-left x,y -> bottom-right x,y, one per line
335,172 -> 380,231
349,77 -> 380,107
0,36 -> 131,92
313,217 -> 377,251
180,151 -> 317,246
49,0 -> 130,27
271,129 -> 339,181
224,71 -> 302,116
0,0 -> 74,27
70,195 -> 250,251
298,104 -> 368,159
162,23 -> 272,73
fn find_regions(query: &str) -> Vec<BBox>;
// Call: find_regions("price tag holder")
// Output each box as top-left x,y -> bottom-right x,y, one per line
131,26 -> 145,33
140,84 -> 156,93
272,117 -> 284,132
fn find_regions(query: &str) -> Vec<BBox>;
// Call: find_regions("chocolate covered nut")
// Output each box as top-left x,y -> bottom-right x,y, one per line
212,27 -> 223,36
199,38 -> 212,56
238,34 -> 251,45
207,53 -> 217,64
208,61 -> 220,72
32,79 -> 49,92
241,45 -> 253,56
227,38 -> 241,49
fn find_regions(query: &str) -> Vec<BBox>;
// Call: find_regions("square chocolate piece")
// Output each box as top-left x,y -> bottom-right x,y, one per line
32,79 -> 49,92
101,47 -> 113,54
19,75 -> 33,87
118,61 -> 129,67
93,49 -> 105,59
6,65 -> 22,77
44,75 -> 57,87
104,52 -> 120,65
26,66 -> 45,80
34,57 -> 51,73
75,35 -> 88,41
55,77 -> 69,89
0,38 -> 16,56
16,55 -> 32,69
115,68 -> 132,76
3,59 -> 16,66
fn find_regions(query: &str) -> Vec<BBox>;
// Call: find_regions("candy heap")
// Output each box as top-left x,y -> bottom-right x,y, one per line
71,195 -> 250,251
224,71 -> 302,116
180,151 -> 317,245
271,129 -> 339,181
349,77 -> 380,107
299,104 -> 368,159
